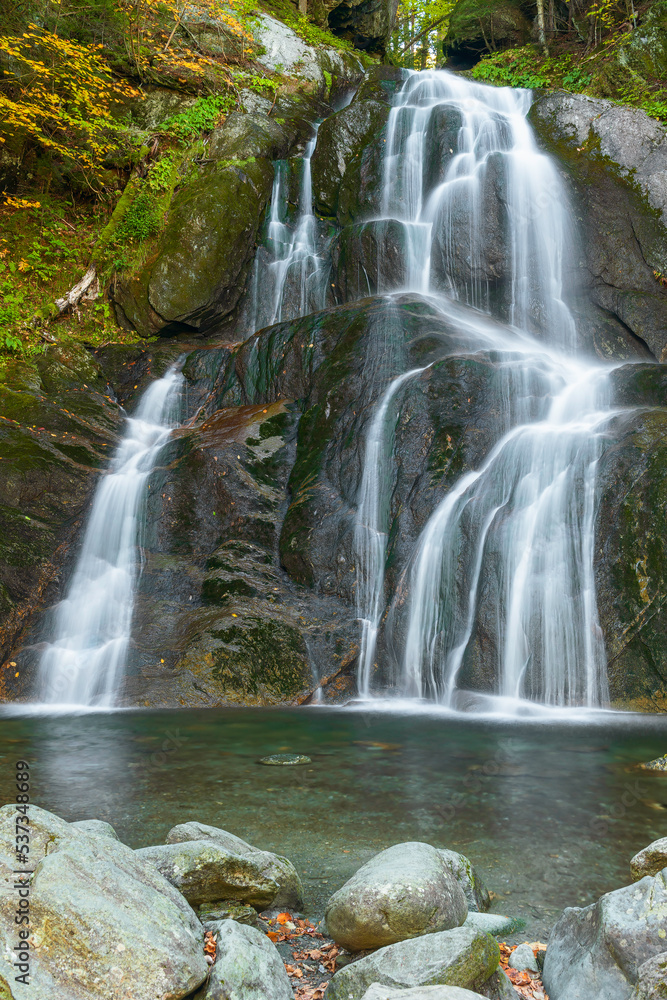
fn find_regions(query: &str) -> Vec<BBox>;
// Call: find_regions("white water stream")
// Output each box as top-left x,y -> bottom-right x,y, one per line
38,368 -> 183,707
354,70 -> 614,708
246,128 -> 330,331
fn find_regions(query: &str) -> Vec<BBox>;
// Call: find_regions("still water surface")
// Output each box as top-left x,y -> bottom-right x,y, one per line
3,705 -> 666,942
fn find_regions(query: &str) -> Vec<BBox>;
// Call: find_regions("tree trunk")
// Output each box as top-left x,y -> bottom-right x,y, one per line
535,0 -> 548,54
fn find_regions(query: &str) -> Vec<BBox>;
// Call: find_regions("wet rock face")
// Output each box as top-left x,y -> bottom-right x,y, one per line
326,0 -> 400,55
0,344 -> 129,697
595,366 -> 667,709
529,92 -> 667,361
0,342 -> 183,702
311,97 -> 391,222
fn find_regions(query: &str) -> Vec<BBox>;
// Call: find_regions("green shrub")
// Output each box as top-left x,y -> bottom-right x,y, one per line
162,93 -> 236,142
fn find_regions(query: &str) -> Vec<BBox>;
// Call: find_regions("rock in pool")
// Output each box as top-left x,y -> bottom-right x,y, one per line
325,841 -> 468,950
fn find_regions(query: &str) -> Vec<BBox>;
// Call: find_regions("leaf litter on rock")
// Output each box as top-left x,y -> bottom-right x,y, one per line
500,941 -> 549,999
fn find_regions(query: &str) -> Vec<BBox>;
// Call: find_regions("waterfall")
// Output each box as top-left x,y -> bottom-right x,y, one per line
355,367 -> 427,696
38,367 -> 183,708
245,127 -> 330,332
354,70 -> 612,708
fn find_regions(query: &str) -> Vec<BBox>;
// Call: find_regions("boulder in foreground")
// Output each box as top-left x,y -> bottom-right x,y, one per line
134,839 -> 279,907
325,925 -> 500,1000
543,869 -> 667,1000
166,820 -> 303,909
325,842 -> 468,950
0,805 -> 207,1000
191,918 -> 292,1000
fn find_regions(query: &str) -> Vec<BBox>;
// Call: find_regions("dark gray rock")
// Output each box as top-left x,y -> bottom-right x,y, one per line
529,91 -> 667,361
332,220 -> 411,300
595,395 -> 667,710
325,842 -> 468,950
543,870 -> 667,1000
311,98 -> 390,221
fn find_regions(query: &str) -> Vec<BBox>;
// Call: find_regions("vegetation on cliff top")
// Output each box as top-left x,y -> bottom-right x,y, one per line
0,0 -> 357,356
390,0 -> 667,125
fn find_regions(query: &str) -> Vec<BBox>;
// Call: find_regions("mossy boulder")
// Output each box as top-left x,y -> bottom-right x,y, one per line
114,157 -> 274,336
618,2 -> 667,82
325,925 -> 500,998
0,806 -> 208,1000
354,64 -> 407,104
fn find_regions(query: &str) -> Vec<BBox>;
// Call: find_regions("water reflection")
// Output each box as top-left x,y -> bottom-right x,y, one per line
2,707 -> 666,941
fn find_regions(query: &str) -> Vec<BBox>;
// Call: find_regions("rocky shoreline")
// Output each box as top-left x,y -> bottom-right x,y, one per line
1,804 -> 665,999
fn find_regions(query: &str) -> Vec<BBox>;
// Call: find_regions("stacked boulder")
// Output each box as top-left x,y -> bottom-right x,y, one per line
0,806 -> 302,1000
0,810 -> 514,1000
322,841 -> 514,1000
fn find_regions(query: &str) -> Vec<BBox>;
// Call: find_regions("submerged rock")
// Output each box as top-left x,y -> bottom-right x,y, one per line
165,821 -> 304,909
191,919 -> 293,1000
325,842 -> 468,950
631,838 -> 667,881
325,925 -> 500,999
0,806 -> 207,1000
258,753 -> 312,765
134,839 -> 279,907
543,869 -> 667,1000
638,754 -> 667,772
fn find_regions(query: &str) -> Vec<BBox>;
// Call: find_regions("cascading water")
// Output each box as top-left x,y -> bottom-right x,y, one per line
245,127 -> 330,331
353,70 -> 613,709
355,366 -> 427,697
38,368 -> 183,707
